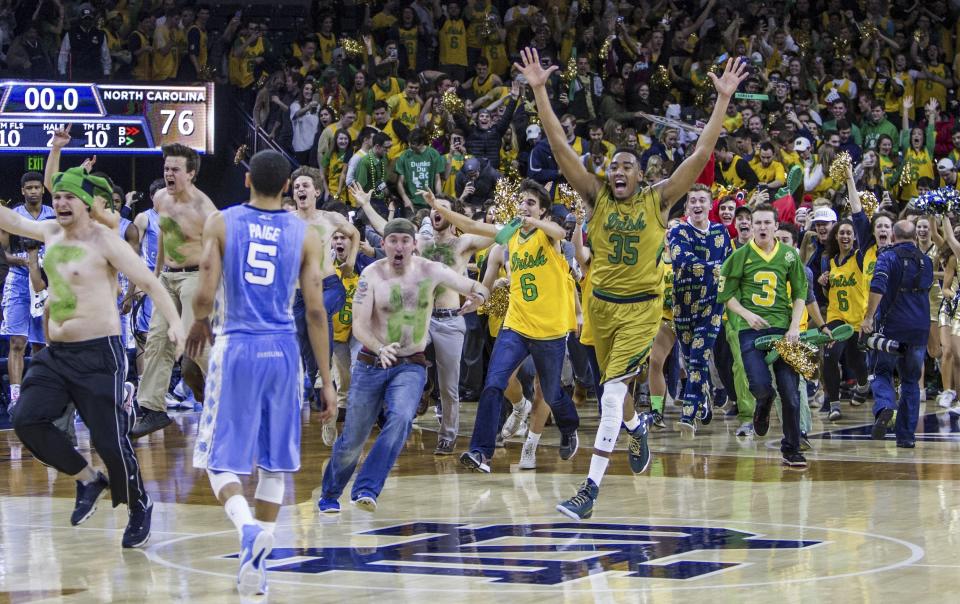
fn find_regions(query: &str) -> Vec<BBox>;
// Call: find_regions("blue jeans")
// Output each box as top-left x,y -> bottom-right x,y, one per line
468,329 -> 579,459
871,344 -> 924,444
739,327 -> 801,454
294,275 -> 346,382
321,360 -> 426,500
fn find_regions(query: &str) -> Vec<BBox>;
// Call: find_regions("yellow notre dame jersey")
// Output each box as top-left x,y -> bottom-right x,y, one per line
587,184 -> 666,299
382,120 -> 406,161
398,26 -> 418,71
388,94 -> 421,133
333,267 -> 360,343
827,254 -> 867,326
317,32 -> 337,65
473,74 -> 497,98
439,18 -> 468,66
579,263 -> 595,346
503,228 -> 576,339
917,62 -> 948,109
372,77 -> 402,102
862,244 -> 878,301
152,24 -> 178,80
443,153 -> 468,196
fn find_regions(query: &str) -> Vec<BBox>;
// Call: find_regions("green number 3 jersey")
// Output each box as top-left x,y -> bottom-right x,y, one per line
717,240 -> 808,330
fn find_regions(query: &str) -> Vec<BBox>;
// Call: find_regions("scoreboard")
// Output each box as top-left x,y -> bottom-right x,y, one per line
0,81 -> 215,155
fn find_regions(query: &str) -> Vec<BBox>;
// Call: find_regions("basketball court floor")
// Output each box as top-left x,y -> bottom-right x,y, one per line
1,400 -> 958,602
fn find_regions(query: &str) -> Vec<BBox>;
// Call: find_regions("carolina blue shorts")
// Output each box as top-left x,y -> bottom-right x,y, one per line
193,333 -> 303,474
1,275 -> 44,344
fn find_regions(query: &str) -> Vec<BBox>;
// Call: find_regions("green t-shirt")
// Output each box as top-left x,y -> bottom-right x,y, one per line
395,146 -> 445,207
717,240 -> 807,330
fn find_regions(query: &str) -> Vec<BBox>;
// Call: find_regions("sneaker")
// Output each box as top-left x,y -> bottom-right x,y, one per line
322,421 -> 337,447
896,440 -> 916,448
799,432 -> 813,451
851,384 -> 870,406
818,401 -> 831,413
122,500 -> 153,548
828,405 -> 842,421
130,409 -> 173,439
937,389 -> 957,409
518,440 -> 537,469
459,450 -> 490,473
556,479 -> 599,521
434,439 -> 455,455
872,408 -> 894,440
753,401 -> 772,437
559,430 -> 579,460
353,494 -> 377,512
736,422 -> 754,437
626,419 -> 651,474
501,399 -> 532,439
316,497 -> 340,513
650,410 -> 666,430
782,452 -> 808,468
70,472 -> 109,526
237,524 -> 273,597
122,382 -> 136,413
697,403 -> 713,425
164,392 -> 188,410
675,418 -> 696,440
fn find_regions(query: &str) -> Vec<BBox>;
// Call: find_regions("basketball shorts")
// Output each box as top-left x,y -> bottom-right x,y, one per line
1,275 -> 44,343
589,292 -> 662,383
193,333 -> 304,474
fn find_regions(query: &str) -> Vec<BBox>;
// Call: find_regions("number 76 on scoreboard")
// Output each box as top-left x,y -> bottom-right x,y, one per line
0,81 -> 215,155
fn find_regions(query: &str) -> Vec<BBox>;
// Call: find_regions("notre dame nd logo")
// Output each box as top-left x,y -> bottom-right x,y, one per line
228,522 -> 820,584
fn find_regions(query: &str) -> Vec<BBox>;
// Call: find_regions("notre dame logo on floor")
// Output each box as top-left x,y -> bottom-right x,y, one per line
226,522 -> 821,584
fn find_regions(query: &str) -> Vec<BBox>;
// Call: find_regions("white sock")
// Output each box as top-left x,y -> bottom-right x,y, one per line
257,519 -> 277,534
623,413 -> 641,431
224,494 -> 255,535
525,431 -> 541,447
587,454 -> 610,486
10,384 -> 20,403
514,397 -> 529,410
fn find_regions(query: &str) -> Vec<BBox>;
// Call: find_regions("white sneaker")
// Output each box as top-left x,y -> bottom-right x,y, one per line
518,441 -> 537,469
501,398 -> 532,438
164,393 -> 188,410
322,421 -> 337,446
937,389 -> 956,409
736,422 -> 754,437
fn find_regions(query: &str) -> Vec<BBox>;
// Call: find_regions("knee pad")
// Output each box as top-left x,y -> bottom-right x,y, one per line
254,469 -> 285,505
207,469 -> 241,499
595,381 -> 628,453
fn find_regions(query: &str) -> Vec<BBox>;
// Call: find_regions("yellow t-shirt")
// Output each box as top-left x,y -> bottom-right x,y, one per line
587,184 -> 665,299
749,158 -> 787,185
398,26 -> 419,71
720,156 -> 751,189
333,267 -> 360,343
502,228 -> 576,339
152,23 -> 178,80
130,30 -> 152,80
827,254 -> 867,327
917,63 -> 948,110
317,32 -> 337,66
387,93 -> 422,133
439,18 -> 468,66
372,77 -> 402,102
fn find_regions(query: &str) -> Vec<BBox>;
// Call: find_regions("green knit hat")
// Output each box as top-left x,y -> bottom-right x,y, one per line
51,167 -> 114,210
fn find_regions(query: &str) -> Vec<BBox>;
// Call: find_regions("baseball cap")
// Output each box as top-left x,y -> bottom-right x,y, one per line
463,158 -> 480,173
938,158 -> 955,171
526,124 -> 542,141
79,3 -> 95,18
811,207 -> 838,223
794,137 -> 811,152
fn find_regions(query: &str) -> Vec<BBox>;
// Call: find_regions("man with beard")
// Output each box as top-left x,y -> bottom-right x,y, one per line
133,144 -> 218,438
289,167 -> 360,427
316,218 -> 487,513
352,183 -> 494,454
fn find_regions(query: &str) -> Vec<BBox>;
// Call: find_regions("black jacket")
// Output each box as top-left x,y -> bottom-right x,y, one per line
455,95 -> 518,170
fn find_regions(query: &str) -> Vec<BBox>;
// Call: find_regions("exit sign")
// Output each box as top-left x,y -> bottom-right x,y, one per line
26,155 -> 44,172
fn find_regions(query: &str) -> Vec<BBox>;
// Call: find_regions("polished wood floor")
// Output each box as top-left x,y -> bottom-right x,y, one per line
2,397 -> 959,602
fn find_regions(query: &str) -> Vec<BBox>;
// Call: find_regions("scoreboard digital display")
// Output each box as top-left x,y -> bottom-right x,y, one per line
0,81 -> 214,155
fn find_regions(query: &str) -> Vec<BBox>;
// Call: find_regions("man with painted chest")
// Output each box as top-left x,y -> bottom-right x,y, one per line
317,218 -> 488,513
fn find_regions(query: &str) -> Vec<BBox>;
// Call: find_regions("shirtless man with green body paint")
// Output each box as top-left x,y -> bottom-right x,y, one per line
133,143 -> 218,438
5,166 -> 184,549
316,217 -> 489,514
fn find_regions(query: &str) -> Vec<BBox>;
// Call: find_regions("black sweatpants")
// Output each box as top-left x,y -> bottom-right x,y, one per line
13,336 -> 147,510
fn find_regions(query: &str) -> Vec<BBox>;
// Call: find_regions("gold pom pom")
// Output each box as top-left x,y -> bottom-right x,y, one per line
599,36 -> 614,65
441,90 -> 466,117
478,286 -> 510,318
772,340 -> 819,381
651,65 -> 671,90
858,21 -> 878,41
899,162 -> 916,187
829,151 -> 852,183
556,183 -> 586,222
234,144 -> 249,166
342,38 -> 364,61
493,178 -> 521,223
859,190 -> 879,219
560,56 -> 578,85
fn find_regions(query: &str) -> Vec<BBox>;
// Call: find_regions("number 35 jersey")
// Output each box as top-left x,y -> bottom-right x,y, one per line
220,204 -> 306,335
587,184 -> 666,301
717,240 -> 808,331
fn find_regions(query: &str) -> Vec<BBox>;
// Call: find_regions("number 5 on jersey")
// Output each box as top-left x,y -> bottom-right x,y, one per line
244,242 -> 277,285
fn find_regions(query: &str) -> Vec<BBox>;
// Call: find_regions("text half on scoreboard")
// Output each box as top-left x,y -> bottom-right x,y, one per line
0,81 -> 214,154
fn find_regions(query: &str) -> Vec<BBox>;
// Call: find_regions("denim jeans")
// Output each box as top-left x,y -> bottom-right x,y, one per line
468,329 -> 580,459
871,344 -> 925,444
321,360 -> 426,500
294,275 -> 346,383
739,327 -> 801,454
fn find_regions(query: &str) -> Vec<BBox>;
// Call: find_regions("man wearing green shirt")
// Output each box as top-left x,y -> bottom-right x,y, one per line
718,204 -> 810,468
394,127 -> 445,210
355,132 -> 392,216
860,100 -> 900,152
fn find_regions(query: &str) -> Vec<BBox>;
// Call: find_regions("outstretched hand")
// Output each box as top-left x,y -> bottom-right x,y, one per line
417,189 -> 439,209
512,47 -> 558,89
708,58 -> 749,98
51,126 -> 72,149
348,182 -> 371,207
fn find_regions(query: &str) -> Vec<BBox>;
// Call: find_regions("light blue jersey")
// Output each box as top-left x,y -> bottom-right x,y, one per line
139,209 -> 160,271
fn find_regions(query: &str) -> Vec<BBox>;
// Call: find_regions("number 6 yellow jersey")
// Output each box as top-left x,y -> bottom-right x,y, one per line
502,228 -> 576,340
826,253 -> 867,327
717,240 -> 808,331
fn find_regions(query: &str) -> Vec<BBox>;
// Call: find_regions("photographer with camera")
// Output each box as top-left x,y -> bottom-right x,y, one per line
861,220 -> 933,448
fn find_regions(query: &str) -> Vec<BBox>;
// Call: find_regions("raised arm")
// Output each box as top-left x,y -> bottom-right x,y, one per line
0,205 -> 54,242
420,189 -> 499,237
514,47 -> 601,205
656,58 -> 749,209
327,211 -> 361,273
348,182 -> 388,235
